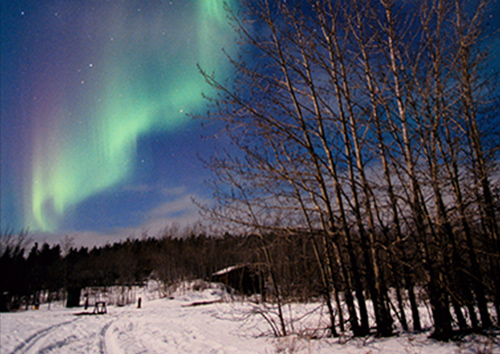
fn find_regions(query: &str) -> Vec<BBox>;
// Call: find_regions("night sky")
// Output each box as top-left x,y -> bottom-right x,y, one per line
1,0 -> 499,246
1,0 -> 238,245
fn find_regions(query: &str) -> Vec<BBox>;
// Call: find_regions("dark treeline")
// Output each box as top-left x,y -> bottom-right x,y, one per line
0,230 -> 335,311
0,231 -> 252,311
4,228 -> 491,307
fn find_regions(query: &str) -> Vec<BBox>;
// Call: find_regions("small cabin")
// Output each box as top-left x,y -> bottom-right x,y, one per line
211,264 -> 265,296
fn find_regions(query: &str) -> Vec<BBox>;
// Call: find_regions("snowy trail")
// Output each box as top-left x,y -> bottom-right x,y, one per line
1,292 -> 267,354
94,298 -> 255,354
11,317 -> 83,353
5,311 -> 125,354
2,285 -> 498,353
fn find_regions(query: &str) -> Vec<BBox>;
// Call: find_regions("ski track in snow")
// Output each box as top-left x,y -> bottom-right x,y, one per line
3,309 -> 125,354
2,285 -> 499,354
99,318 -> 115,354
1,296 -> 261,354
11,317 -> 82,353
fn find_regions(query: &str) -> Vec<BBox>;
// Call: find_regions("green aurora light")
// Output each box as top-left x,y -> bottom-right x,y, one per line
27,0 -> 237,231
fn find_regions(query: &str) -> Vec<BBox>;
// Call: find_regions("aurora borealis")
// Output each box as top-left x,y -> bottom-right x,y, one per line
2,0 -> 499,246
1,0 -> 238,238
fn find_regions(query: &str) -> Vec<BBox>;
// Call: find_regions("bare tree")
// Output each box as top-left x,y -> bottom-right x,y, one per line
200,0 -> 498,339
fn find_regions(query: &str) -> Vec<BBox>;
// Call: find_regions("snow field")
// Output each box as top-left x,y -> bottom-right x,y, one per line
1,281 -> 498,353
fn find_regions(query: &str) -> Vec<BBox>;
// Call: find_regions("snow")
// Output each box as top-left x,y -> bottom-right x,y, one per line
1,281 -> 498,353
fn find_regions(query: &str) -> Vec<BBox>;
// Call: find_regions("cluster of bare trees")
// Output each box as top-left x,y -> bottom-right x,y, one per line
201,0 -> 499,339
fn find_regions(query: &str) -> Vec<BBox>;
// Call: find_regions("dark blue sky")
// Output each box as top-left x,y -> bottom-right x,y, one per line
1,0 -> 499,246
1,0 -> 238,246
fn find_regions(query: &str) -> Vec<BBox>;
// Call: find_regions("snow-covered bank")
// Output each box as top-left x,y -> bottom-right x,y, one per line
1,282 -> 498,353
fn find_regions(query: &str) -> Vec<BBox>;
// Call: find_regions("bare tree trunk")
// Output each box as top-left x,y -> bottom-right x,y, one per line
268,2 -> 369,336
272,141 -> 340,336
453,0 -> 500,323
379,0 -> 454,338
352,0 -> 422,332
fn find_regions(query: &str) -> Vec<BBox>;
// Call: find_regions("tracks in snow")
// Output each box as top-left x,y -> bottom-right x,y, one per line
5,298 -> 249,353
100,318 -> 122,354
9,313 -> 122,354
11,317 -> 83,354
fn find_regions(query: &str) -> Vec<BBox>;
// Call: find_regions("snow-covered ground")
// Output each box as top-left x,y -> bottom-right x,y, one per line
1,281 -> 498,353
